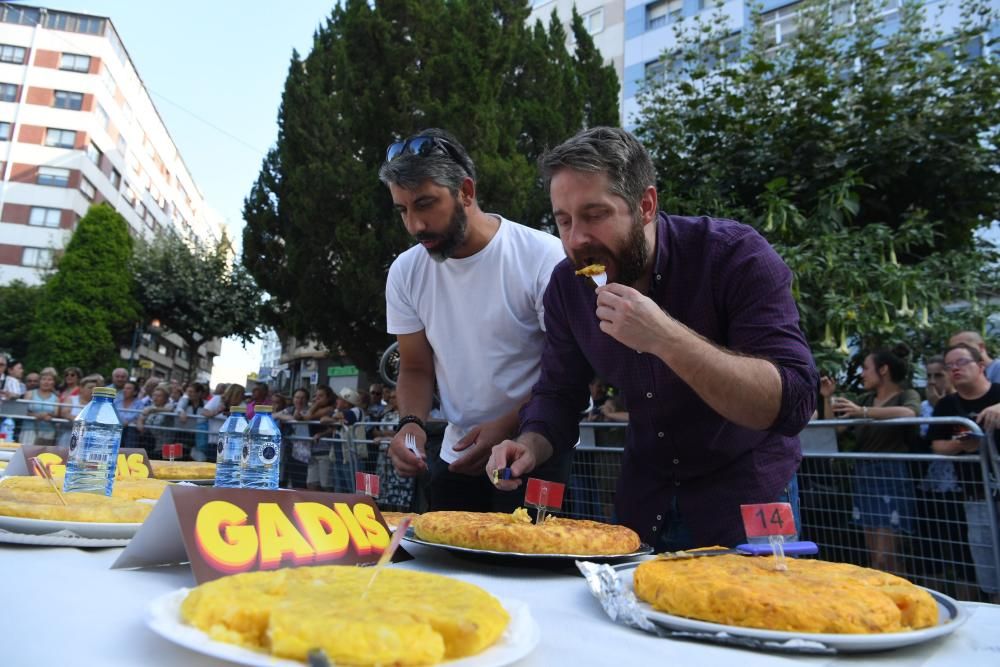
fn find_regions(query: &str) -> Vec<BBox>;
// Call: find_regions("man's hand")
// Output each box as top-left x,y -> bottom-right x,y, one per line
819,376 -> 836,398
388,423 -> 428,477
485,439 -> 539,491
977,404 -> 1000,432
594,283 -> 672,353
449,416 -> 515,476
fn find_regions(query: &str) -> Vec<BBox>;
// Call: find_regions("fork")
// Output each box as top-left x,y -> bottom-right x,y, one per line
404,432 -> 423,461
592,271 -> 607,287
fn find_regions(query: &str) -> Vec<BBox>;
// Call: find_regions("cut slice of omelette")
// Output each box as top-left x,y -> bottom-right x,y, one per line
633,554 -> 938,634
181,566 -> 509,665
574,263 -> 606,277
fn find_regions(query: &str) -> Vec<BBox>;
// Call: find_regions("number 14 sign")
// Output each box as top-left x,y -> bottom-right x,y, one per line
739,502 -> 797,539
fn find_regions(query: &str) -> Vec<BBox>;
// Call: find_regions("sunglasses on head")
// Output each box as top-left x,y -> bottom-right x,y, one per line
385,135 -> 468,173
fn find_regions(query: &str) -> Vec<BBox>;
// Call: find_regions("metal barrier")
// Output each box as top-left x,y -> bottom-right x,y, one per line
3,400 -> 997,602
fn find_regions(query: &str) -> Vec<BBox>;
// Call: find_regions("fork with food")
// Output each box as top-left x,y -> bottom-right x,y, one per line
575,262 -> 607,286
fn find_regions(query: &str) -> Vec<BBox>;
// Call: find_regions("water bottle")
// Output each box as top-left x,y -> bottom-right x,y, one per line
241,405 -> 281,490
63,387 -> 122,495
0,417 -> 14,442
214,406 -> 247,488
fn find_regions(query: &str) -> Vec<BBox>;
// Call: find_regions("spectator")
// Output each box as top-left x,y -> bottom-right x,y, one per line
137,385 -> 175,457
168,381 -> 183,407
321,388 -> 365,493
62,376 -> 100,420
928,343 -> 1000,603
583,377 -> 609,422
22,368 -> 60,446
246,382 -> 270,419
821,345 -> 921,574
140,376 -> 162,401
272,393 -> 289,415
115,380 -> 147,449
304,386 -> 337,490
60,366 -> 82,404
949,331 -> 1000,384
0,354 -> 23,399
367,383 -> 386,420
275,387 -> 312,488
599,394 -> 629,423
107,367 -> 128,399
177,382 -> 208,460
23,371 -> 39,393
373,388 -> 414,510
201,383 -> 227,418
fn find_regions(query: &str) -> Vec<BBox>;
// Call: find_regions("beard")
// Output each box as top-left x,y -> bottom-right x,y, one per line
415,197 -> 468,263
574,212 -> 649,288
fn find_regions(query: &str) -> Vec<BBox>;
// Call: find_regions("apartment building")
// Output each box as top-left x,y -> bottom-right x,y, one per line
0,3 -> 224,381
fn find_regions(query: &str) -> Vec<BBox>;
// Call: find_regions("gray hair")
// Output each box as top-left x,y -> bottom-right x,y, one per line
539,127 -> 656,216
378,128 -> 476,196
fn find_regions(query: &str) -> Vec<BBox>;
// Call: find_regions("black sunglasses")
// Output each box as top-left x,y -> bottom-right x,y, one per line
385,135 -> 468,174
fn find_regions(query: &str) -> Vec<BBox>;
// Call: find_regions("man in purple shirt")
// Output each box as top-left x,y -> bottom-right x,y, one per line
488,127 -> 817,549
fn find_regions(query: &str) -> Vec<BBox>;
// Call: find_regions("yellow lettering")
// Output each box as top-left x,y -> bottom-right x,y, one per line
353,503 -> 389,552
194,500 -> 258,573
36,452 -> 65,480
334,502 -> 372,555
256,503 -> 315,569
127,452 -> 149,479
294,502 -> 350,561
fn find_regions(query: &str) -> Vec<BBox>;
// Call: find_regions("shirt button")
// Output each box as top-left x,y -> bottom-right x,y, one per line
673,458 -> 680,465
651,525 -> 658,532
674,481 -> 681,487
658,432 -> 664,438
656,274 -> 662,281
656,514 -> 663,521
646,392 -> 653,398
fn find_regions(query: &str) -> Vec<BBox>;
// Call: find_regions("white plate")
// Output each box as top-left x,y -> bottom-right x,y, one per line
0,529 -> 129,547
405,528 -> 653,562
620,570 -> 968,653
0,514 -> 141,539
147,588 -> 539,667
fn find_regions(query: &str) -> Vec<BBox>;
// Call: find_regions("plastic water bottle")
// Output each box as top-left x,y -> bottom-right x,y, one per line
214,406 -> 247,488
241,405 -> 281,490
63,387 -> 122,495
0,417 -> 14,442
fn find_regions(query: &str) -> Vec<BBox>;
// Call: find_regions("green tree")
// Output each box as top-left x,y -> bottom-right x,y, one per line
0,280 -> 41,364
27,204 -> 139,374
635,0 -> 1000,382
243,0 -> 619,375
132,232 -> 261,382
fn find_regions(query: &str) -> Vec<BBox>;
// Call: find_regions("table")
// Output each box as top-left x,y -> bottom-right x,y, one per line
3,540 -> 1000,666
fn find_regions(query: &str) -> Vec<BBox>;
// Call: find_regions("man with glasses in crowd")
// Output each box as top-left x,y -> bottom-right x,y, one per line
379,128 -> 569,512
928,342 -> 1000,603
488,127 -> 817,550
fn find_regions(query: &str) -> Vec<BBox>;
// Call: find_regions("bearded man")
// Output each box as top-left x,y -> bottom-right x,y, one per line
487,126 -> 818,550
379,128 -> 569,511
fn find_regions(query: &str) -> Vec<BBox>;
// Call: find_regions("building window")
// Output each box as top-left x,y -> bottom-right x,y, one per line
29,207 -> 61,228
37,166 -> 70,187
761,3 -> 801,51
582,8 -> 604,35
0,82 -> 17,102
645,59 -> 667,85
123,183 -> 137,206
0,121 -> 10,141
44,11 -> 105,35
45,128 -> 76,148
100,65 -> 116,97
86,141 -> 103,165
110,168 -> 121,188
53,90 -> 84,111
647,0 -> 682,30
116,134 -> 126,156
0,44 -> 26,64
80,176 -> 96,200
22,247 -> 54,268
59,53 -> 91,73
96,103 -> 110,130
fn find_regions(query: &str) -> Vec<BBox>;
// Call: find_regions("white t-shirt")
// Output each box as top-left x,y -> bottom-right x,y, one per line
386,215 -> 565,463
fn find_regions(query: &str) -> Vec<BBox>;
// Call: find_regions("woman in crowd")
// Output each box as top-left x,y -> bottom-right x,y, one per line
821,345 -> 921,574
275,387 -> 312,488
115,380 -> 147,449
59,367 -> 82,405
0,354 -> 23,399
372,388 -> 414,510
23,368 -> 60,446
177,382 -> 208,460
303,386 -> 337,490
137,384 -> 175,457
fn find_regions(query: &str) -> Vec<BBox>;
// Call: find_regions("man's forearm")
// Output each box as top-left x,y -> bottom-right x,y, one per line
394,366 -> 435,420
515,430 -> 554,467
652,319 -> 782,431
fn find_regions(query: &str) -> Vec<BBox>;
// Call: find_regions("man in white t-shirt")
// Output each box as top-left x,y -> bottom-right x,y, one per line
379,128 -> 569,512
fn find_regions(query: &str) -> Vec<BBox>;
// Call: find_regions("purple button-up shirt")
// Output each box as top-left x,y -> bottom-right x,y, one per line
520,213 -> 817,547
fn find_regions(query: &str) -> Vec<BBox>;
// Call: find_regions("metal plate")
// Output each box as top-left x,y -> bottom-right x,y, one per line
403,527 -> 653,563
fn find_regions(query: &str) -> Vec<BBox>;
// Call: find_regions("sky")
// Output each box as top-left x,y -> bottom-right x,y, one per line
48,0 -> 340,384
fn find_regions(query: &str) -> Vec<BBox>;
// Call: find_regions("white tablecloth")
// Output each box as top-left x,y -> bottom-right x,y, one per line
3,540 -> 1000,666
